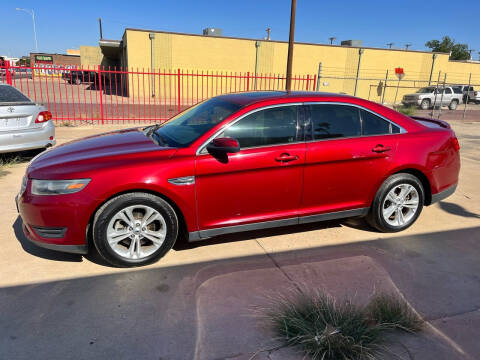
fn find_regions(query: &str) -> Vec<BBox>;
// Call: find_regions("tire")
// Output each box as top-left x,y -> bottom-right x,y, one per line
449,99 -> 458,110
93,192 -> 179,267
367,173 -> 424,233
420,99 -> 430,110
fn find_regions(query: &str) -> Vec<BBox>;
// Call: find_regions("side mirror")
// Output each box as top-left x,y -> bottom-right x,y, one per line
207,137 -> 240,154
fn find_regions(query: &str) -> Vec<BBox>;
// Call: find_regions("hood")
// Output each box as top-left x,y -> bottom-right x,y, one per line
28,127 -> 177,179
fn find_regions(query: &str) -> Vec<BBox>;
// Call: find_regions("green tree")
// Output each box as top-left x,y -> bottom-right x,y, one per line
425,36 -> 470,60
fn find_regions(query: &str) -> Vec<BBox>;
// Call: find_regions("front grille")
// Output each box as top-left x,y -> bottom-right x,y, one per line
31,226 -> 67,238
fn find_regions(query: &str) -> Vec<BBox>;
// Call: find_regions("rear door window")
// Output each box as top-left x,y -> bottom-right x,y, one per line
361,109 -> 400,135
0,85 -> 32,105
307,104 -> 361,140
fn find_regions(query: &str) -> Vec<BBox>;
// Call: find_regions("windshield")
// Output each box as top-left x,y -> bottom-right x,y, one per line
151,97 -> 242,147
416,87 -> 435,93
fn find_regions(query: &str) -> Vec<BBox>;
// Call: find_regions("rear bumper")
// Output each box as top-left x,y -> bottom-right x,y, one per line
431,183 -> 457,204
0,121 -> 55,153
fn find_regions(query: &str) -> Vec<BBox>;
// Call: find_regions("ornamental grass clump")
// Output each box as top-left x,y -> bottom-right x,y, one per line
366,293 -> 424,333
260,289 -> 423,360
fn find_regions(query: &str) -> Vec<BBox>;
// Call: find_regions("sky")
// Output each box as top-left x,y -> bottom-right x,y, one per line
0,0 -> 476,59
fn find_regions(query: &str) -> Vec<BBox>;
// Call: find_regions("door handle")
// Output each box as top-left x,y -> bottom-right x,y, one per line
372,145 -> 392,153
275,153 -> 299,162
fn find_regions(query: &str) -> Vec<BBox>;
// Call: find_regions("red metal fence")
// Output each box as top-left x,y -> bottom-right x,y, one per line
1,63 -> 317,124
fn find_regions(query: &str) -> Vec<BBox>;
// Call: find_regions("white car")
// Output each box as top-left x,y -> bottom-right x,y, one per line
0,84 -> 55,153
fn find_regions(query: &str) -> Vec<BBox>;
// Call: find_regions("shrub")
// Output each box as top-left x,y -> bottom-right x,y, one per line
395,105 -> 416,116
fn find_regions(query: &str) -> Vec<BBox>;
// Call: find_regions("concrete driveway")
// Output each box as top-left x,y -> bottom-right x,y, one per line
0,122 -> 479,359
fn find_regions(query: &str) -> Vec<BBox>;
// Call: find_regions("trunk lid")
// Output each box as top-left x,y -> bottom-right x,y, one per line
0,84 -> 37,131
0,104 -> 37,132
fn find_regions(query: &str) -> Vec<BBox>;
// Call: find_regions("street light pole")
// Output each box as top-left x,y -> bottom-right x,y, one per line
16,8 -> 38,52
285,0 -> 296,92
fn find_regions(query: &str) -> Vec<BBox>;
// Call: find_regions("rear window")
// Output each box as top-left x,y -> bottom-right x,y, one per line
0,85 -> 32,104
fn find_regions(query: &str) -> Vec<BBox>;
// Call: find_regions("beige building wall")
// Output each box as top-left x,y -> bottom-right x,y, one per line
80,46 -> 103,67
123,28 -> 480,104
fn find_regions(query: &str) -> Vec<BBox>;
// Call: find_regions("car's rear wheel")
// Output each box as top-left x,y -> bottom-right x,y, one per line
367,173 -> 424,232
449,99 -> 459,110
420,99 -> 430,110
93,192 -> 178,267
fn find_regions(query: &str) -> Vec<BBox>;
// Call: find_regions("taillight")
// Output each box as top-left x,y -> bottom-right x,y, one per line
452,137 -> 460,152
475,91 -> 478,96
35,111 -> 52,123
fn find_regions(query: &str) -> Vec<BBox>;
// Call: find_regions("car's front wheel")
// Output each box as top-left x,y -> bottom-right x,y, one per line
420,99 -> 430,110
93,192 -> 178,267
367,173 -> 424,232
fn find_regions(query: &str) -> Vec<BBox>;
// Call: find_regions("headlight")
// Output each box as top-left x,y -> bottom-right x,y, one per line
31,179 -> 91,195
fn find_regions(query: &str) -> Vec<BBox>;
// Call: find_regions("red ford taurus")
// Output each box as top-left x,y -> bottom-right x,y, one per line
16,92 -> 460,267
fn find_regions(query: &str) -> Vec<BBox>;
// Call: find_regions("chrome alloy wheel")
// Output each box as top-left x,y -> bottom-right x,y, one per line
382,184 -> 419,227
106,205 -> 167,259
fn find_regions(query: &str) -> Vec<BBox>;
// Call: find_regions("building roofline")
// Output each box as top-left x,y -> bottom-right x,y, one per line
448,59 -> 480,64
30,52 -> 80,57
123,27 -> 448,55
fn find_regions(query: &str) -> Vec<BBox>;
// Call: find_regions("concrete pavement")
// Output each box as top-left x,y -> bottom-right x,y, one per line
0,121 -> 479,359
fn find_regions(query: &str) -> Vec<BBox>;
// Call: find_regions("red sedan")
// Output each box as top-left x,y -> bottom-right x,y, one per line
16,92 -> 460,267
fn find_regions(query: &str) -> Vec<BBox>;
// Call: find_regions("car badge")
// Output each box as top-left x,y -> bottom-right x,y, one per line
7,107 -> 14,113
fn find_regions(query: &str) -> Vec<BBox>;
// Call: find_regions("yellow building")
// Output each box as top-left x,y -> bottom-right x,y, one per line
82,28 -> 480,104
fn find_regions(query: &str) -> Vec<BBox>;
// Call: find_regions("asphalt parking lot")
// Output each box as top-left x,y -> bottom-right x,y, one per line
0,121 -> 479,359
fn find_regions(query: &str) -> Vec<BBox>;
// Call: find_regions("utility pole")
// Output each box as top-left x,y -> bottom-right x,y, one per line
265,28 -> 271,40
329,37 -> 336,45
15,8 -> 38,52
99,18 -> 103,40
467,49 -> 475,60
387,42 -> 394,49
405,43 -> 412,50
285,0 -> 296,92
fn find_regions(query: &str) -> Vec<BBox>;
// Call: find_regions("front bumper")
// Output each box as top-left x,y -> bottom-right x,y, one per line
0,121 -> 55,153
16,183 -> 94,254
21,220 -> 88,254
402,98 -> 421,106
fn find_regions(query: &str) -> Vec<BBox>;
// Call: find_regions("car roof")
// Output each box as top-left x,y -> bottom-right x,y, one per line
215,91 -> 352,106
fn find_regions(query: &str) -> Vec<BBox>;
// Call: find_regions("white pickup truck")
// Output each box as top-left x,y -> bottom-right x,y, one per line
402,86 -> 463,110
